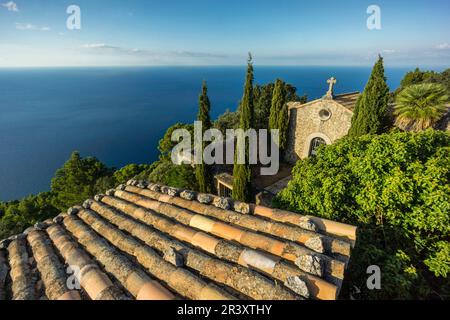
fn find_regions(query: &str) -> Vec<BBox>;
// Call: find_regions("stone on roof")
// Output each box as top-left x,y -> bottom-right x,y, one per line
0,181 -> 357,300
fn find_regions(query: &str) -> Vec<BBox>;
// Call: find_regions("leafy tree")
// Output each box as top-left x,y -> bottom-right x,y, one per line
141,123 -> 198,190
233,53 -> 255,202
395,83 -> 449,132
274,130 -> 450,299
349,56 -> 390,137
51,151 -> 113,210
400,68 -> 436,88
93,176 -> 117,193
134,162 -> 160,180
432,68 -> 450,92
157,123 -> 194,161
395,68 -> 450,96
285,83 -> 307,104
214,109 -> 240,134
195,81 -> 213,193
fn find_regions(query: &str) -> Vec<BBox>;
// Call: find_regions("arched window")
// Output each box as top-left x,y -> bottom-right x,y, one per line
309,137 -> 326,157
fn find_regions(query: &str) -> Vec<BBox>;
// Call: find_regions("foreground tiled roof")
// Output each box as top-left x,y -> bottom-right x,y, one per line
0,181 -> 357,300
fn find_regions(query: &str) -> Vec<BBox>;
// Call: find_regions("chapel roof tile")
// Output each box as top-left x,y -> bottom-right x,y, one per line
288,92 -> 361,112
333,92 -> 361,111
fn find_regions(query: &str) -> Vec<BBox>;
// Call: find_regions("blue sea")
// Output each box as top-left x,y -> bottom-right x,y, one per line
0,66 -> 436,201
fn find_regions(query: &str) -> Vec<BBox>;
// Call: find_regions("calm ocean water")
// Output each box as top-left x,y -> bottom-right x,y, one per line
0,66 -> 424,201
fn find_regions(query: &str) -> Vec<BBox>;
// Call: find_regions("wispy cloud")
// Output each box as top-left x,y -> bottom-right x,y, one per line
436,43 -> 450,50
81,43 -> 119,49
15,23 -> 51,31
1,1 -> 18,12
80,43 -> 226,59
382,49 -> 396,54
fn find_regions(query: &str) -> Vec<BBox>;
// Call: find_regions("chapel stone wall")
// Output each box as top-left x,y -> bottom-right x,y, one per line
285,100 -> 353,163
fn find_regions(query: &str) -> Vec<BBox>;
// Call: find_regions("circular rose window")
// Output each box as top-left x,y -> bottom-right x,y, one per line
319,109 -> 332,121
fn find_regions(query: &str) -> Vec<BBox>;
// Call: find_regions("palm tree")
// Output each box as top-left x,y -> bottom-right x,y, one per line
394,83 -> 449,132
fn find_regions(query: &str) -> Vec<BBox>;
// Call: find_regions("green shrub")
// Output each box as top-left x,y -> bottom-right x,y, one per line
144,160 -> 197,190
274,130 -> 450,299
113,164 -> 153,184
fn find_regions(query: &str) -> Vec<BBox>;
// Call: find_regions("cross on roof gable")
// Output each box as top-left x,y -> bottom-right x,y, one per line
324,77 -> 337,99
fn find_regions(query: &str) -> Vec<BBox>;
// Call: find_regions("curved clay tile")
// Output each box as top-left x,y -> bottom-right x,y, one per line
252,206 -> 357,242
7,237 -> 36,300
27,230 -> 81,300
0,249 -> 9,300
46,224 -> 126,300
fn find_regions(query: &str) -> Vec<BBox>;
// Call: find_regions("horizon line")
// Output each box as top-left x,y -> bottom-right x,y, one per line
0,64 -> 448,69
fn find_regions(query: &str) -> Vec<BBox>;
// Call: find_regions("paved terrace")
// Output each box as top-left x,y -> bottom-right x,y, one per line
0,181 -> 357,300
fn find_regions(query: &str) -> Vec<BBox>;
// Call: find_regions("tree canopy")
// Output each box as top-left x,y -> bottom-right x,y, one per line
396,67 -> 450,95
0,192 -> 59,239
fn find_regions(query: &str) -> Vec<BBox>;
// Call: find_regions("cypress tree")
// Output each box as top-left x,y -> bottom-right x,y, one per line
269,79 -> 285,131
278,97 -> 289,152
233,53 -> 254,202
195,81 -> 213,193
255,83 -> 274,129
349,55 -> 390,137
269,79 -> 289,152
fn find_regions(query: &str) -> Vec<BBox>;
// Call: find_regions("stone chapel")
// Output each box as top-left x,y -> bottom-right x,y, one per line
284,77 -> 360,163
215,77 -> 362,198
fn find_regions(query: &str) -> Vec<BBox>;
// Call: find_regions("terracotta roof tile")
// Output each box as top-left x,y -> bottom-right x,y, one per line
0,181 -> 357,300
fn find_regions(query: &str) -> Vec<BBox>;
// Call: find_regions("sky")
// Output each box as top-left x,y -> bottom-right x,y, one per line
0,0 -> 449,67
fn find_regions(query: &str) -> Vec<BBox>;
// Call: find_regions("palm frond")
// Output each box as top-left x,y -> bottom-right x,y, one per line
394,83 -> 449,132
